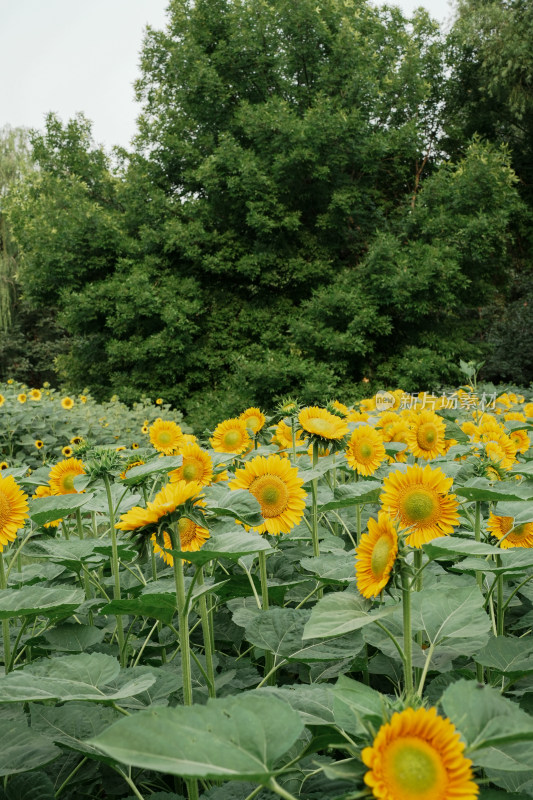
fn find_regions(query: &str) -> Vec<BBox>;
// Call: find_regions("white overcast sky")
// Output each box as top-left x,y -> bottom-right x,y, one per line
1,0 -> 456,152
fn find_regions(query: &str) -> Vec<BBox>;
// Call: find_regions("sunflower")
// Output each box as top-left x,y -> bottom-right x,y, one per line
487,513 -> 533,549
362,706 -> 478,800
504,411 -> 526,422
271,420 -> 305,452
332,400 -> 348,416
30,389 -> 42,401
461,421 -> 478,437
377,412 -> 401,441
485,434 -> 517,470
70,436 -> 84,446
116,480 -> 204,532
524,403 -> 533,419
240,407 -> 266,434
0,462 -> 8,471
346,409 -> 370,422
346,426 -> 386,477
79,395 -> 87,403
61,397 -> 74,410
17,393 -> 27,404
380,464 -> 460,548
62,446 -> 74,457
210,418 -> 251,455
149,419 -> 185,455
388,421 -> 410,463
155,398 -> 163,405
120,460 -> 145,480
151,517 -> 210,567
169,442 -> 213,486
229,454 -> 307,535
0,475 -> 29,550
355,512 -> 398,598
48,458 -> 86,495
0,394 -> 4,407
298,406 -> 349,441
34,440 -> 44,450
508,429 -> 530,454
33,484 -> 62,528
406,410 -> 446,460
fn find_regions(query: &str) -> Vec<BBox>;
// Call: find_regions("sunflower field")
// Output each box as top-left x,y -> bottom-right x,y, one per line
1,386 -> 533,800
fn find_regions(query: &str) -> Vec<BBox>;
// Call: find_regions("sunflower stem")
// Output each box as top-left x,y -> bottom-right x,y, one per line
267,777 -> 300,800
311,441 -> 320,558
496,555 -> 505,636
413,549 -> 423,687
0,551 -> 11,674
474,500 -> 484,683
258,550 -> 275,685
356,504 -> 362,545
196,566 -> 216,697
401,564 -> 414,697
61,520 -> 70,541
103,473 -> 125,668
291,417 -> 297,464
169,524 -> 193,706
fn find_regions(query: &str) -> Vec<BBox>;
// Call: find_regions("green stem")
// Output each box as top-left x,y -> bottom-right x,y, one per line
55,756 -> 88,797
417,641 -> 436,697
103,473 -> 125,667
75,508 -> 84,539
258,550 -> 275,685
311,443 -> 321,588
474,501 -> 484,683
401,564 -> 413,696
0,552 -> 11,674
196,567 -> 216,697
169,525 -> 193,706
356,504 -> 362,545
267,777 -> 300,800
413,549 -> 423,687
61,519 -> 70,541
497,555 -> 505,636
291,417 -> 297,464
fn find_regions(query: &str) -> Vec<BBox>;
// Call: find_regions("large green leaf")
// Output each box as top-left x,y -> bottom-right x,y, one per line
101,594 -> 178,624
0,721 -> 59,776
208,490 -> 263,528
302,590 -> 396,639
0,771 -> 56,800
317,481 -> 382,512
411,585 -> 491,645
244,607 -> 364,662
89,694 -> 304,780
253,684 -> 336,727
0,586 -> 84,620
455,479 -> 533,502
0,653 -> 156,703
300,550 -> 356,583
475,637 -> 533,678
29,493 -> 92,525
168,528 -> 273,566
30,702 -> 121,762
121,456 -> 183,484
331,675 -> 386,734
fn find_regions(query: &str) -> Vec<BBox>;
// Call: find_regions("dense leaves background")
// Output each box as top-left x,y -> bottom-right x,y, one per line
1,0 -> 532,428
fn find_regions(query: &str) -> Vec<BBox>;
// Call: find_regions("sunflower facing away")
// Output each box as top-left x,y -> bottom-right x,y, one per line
149,419 -> 185,455
298,406 -> 349,441
406,409 -> 447,460
356,512 -> 398,598
169,442 -> 213,486
487,513 -> 533,549
0,475 -> 29,550
239,407 -> 266,434
48,458 -> 86,495
116,480 -> 204,532
346,425 -> 386,477
380,464 -> 460,548
230,454 -> 307,535
210,418 -> 251,455
151,516 -> 210,567
362,706 -> 479,800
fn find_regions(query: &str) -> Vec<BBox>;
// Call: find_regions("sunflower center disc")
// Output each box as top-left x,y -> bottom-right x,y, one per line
182,462 -> 199,481
417,424 -> 437,449
223,431 -> 241,448
402,489 -> 436,523
359,443 -> 373,460
510,524 -> 526,540
63,474 -> 75,492
385,737 -> 446,800
178,517 -> 196,546
250,475 -> 289,518
0,491 -> 10,527
245,416 -> 261,433
158,432 -> 172,445
371,535 -> 392,577
308,418 -> 331,436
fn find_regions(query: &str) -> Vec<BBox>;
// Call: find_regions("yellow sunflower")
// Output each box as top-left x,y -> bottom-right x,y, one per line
524,402 -> 533,419
120,460 -> 145,480
239,407 -> 266,434
229,454 -> 307,535
380,464 -> 460,548
210,418 -> 251,455
79,395 -> 87,403
485,434 -> 517,470
33,485 -> 62,528
0,462 -> 8,471
61,397 -> 74,410
17,393 -> 27,404
508,429 -> 530,454
34,440 -> 44,450
298,406 -> 349,441
346,409 -> 370,422
362,705 -> 478,800
345,426 -> 386,477
169,442 -> 213,486
116,480 -> 204,532
62,446 -> 73,457
377,411 -> 401,441
487,513 -> 533,549
0,394 -> 5,407
48,458 -> 86,495
155,398 -> 163,405
29,389 -> 42,401
70,436 -> 83,445
149,419 -> 185,455
355,512 -> 398,598
0,475 -> 29,550
388,421 -> 410,463
141,425 -> 149,434
271,420 -> 305,452
406,410 -> 446,460
151,517 -> 210,567
332,400 -> 348,415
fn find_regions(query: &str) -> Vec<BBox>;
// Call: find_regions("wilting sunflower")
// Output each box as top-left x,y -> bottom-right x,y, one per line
30,389 -> 42,401
406,410 -> 446,460
362,706 -> 478,800
116,480 -> 204,532
230,454 -> 307,535
346,426 -> 386,477
380,464 -> 460,548
0,475 -> 29,550
487,513 -> 533,549
34,440 -> 44,450
61,397 -> 74,410
149,419 -> 185,455
210,418 -> 251,455
151,517 -> 210,567
48,458 -> 86,495
33,484 -> 62,528
355,513 -> 398,598
240,407 -> 266,434
298,406 -> 349,441
169,442 -> 213,486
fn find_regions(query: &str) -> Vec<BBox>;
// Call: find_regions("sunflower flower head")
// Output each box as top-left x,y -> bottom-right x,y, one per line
298,406 -> 349,449
487,512 -> 533,549
61,397 -> 74,410
0,475 -> 29,550
356,512 -> 399,598
116,480 -> 205,534
48,458 -> 86,495
149,419 -> 185,455
346,425 -> 386,476
406,409 -> 447,460
210,418 -> 251,455
169,442 -> 213,486
239,407 -> 266,435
